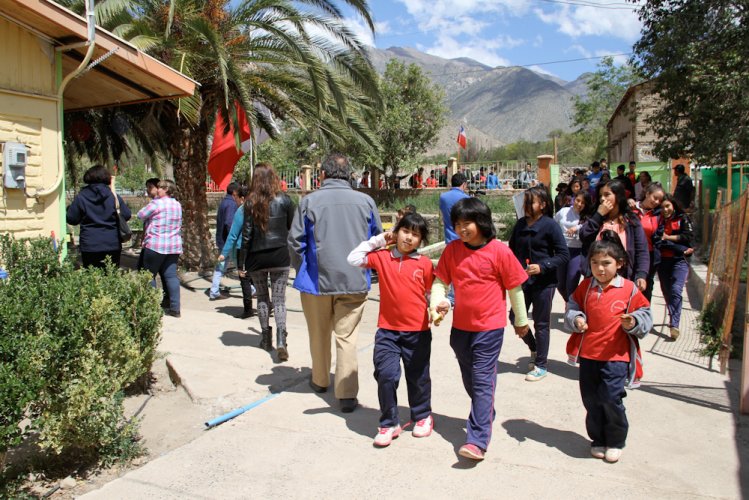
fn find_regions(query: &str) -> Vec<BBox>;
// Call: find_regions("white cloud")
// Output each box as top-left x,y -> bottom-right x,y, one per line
343,17 -> 378,47
568,44 -> 592,58
594,50 -> 629,66
532,35 -> 543,48
422,33 -> 514,67
527,65 -> 559,78
534,3 -> 642,41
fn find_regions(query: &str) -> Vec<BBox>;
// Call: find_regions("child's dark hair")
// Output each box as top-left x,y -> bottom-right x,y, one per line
596,179 -> 632,218
450,197 -> 495,239
393,211 -> 429,245
523,185 -> 553,218
588,229 -> 628,267
661,193 -> 685,215
574,191 -> 593,219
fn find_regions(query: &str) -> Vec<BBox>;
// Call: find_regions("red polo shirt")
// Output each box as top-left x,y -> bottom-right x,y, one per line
435,239 -> 527,331
366,249 -> 435,331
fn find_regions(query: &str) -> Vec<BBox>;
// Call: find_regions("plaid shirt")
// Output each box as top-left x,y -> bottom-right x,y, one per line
138,197 -> 183,255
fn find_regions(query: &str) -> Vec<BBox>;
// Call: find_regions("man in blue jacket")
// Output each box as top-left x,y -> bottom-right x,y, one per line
209,182 -> 240,300
288,153 -> 382,413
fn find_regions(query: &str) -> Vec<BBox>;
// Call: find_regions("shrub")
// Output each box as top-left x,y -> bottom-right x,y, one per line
0,235 -> 162,463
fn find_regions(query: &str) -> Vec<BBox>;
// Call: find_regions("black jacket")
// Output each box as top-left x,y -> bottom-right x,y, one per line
66,184 -> 131,252
238,193 -> 294,265
509,215 -> 569,290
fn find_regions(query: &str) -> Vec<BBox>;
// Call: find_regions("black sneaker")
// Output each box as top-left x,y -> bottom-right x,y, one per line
308,379 -> 327,393
340,398 -> 358,413
166,309 -> 181,318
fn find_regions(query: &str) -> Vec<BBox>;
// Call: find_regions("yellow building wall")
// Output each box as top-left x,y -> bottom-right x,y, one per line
0,17 -> 56,95
0,93 -> 63,240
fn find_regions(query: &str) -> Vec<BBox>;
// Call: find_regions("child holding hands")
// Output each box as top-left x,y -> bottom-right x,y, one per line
565,230 -> 653,463
348,212 -> 435,447
430,198 -> 529,461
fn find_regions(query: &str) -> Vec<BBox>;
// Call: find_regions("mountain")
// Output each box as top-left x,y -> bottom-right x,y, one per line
368,47 -> 588,154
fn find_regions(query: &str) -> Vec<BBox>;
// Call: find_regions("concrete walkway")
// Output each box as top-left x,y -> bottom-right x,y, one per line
83,268 -> 748,499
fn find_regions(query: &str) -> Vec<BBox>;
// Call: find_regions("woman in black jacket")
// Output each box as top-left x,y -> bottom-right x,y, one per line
66,165 -> 131,268
238,163 -> 295,360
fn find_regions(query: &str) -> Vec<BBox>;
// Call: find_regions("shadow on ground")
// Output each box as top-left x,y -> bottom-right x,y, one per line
502,418 -> 590,459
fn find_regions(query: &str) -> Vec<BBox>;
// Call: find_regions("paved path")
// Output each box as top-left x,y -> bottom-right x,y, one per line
83,268 -> 748,499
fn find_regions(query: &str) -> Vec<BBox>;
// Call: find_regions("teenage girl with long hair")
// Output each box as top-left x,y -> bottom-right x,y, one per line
630,182 -> 665,301
580,179 -> 650,292
654,194 -> 694,340
509,186 -> 570,381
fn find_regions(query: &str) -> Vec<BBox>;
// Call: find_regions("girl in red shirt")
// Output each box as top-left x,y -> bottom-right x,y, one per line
654,194 -> 693,340
631,182 -> 665,301
430,198 -> 529,461
565,231 -> 652,464
348,212 -> 435,447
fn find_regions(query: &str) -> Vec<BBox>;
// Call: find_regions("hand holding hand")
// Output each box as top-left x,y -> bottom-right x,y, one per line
566,227 -> 577,236
526,264 -> 541,276
621,314 -> 636,330
513,324 -> 530,337
431,300 -> 450,326
574,317 -> 588,332
636,278 -> 646,291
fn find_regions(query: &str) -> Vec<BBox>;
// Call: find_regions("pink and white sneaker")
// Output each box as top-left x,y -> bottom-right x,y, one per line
412,415 -> 434,438
373,425 -> 402,447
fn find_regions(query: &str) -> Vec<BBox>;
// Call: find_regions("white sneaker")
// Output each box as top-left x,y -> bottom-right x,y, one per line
590,446 -> 605,459
373,425 -> 402,447
604,447 -> 622,463
412,415 -> 433,438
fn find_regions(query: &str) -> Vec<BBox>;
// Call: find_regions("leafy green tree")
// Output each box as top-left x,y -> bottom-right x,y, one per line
572,56 -> 642,158
632,0 -> 749,163
351,60 -> 447,185
61,0 -> 381,269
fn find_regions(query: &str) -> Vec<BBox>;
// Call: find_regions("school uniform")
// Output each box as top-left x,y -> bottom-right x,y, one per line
435,239 -> 527,451
509,216 -> 569,369
565,276 -> 652,449
348,234 -> 435,427
580,212 -> 650,283
655,213 -> 693,328
633,203 -> 662,302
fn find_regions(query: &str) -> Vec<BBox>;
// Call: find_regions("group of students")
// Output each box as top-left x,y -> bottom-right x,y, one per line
350,163 -> 694,465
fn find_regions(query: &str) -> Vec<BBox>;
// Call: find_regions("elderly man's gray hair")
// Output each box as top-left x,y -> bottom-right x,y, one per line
321,153 -> 351,180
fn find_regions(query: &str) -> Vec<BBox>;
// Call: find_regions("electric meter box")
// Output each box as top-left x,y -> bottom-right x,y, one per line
3,142 -> 27,189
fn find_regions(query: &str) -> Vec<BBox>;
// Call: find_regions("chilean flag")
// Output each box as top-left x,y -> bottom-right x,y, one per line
457,125 -> 467,149
208,102 -> 251,190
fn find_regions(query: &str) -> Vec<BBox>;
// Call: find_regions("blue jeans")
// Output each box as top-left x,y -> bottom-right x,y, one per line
373,328 -> 432,427
143,248 -> 180,313
449,327 -> 504,451
209,255 -> 235,298
579,358 -> 629,448
512,286 -> 554,370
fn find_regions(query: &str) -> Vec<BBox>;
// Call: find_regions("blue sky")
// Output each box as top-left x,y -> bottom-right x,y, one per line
344,0 -> 642,82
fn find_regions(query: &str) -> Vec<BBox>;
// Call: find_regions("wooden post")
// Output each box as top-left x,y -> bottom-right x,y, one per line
553,137 -> 558,164
447,157 -> 457,183
537,154 -> 553,189
742,245 -> 749,413
372,169 -> 381,190
702,187 -> 711,250
728,151 -> 733,203
301,165 -> 312,191
703,189 -> 723,309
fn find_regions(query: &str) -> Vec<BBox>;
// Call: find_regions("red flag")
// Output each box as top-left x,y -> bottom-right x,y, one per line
457,125 -> 467,149
208,102 -> 251,190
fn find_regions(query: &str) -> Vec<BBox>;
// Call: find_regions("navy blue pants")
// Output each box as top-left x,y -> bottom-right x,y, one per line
373,328 -> 432,427
644,250 -> 658,302
556,247 -> 583,302
512,286 -> 554,369
450,327 -> 504,451
579,358 -> 629,448
658,257 -> 689,328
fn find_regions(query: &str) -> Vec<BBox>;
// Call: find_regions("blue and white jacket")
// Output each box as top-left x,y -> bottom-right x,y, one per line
288,178 -> 381,295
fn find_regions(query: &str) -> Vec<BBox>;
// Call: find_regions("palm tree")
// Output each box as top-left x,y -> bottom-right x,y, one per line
64,0 -> 381,269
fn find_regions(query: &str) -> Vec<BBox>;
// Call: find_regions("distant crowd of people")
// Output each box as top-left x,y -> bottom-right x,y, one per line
65,155 -> 696,465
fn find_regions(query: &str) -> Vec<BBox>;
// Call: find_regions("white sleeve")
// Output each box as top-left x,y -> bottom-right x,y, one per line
347,233 -> 388,267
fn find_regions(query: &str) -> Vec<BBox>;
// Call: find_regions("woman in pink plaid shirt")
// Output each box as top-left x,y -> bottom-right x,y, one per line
138,179 -> 183,317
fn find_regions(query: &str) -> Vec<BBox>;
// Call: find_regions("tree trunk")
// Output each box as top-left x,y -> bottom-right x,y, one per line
172,120 -> 214,271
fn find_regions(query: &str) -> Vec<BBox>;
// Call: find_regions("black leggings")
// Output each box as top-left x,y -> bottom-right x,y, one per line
248,268 -> 289,332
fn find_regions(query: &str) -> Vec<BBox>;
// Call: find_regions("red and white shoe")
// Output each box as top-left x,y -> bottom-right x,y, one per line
373,425 -> 402,447
412,415 -> 434,438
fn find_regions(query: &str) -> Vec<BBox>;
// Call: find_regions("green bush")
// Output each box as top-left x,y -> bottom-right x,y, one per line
0,235 -> 162,463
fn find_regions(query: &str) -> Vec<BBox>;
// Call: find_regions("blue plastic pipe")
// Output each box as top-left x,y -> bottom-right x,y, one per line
204,393 -> 279,428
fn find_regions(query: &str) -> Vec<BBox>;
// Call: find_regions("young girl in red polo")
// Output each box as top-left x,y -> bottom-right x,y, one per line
348,212 -> 435,447
565,231 -> 652,463
430,197 -> 529,461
